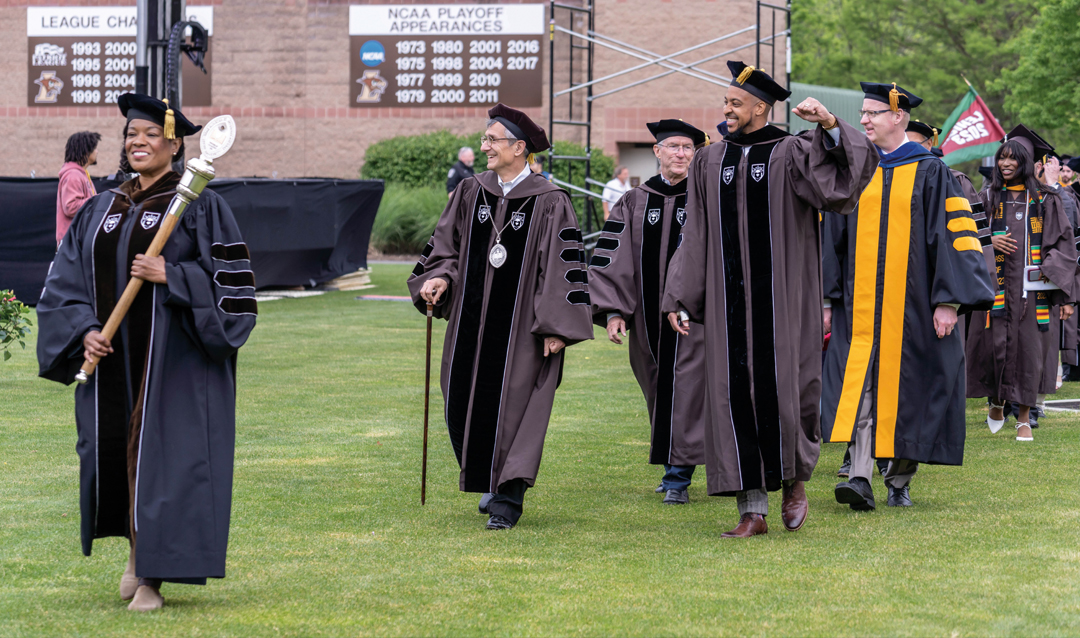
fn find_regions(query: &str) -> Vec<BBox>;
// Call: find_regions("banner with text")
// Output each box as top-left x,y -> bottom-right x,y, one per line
27,6 -> 214,108
940,86 -> 1006,167
348,4 -> 544,108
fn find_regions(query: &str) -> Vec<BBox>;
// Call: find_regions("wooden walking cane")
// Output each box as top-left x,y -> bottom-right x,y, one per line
75,115 -> 238,384
422,302 -> 433,505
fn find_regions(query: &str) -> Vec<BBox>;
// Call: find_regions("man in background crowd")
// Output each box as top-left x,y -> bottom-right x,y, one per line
602,165 -> 630,220
446,146 -> 475,197
56,131 -> 101,245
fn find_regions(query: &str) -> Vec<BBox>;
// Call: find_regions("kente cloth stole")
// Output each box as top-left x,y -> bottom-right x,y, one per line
989,185 -> 1049,332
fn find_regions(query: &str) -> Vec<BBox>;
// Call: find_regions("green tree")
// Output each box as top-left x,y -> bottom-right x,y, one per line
793,0 -> 1038,131
994,0 -> 1080,147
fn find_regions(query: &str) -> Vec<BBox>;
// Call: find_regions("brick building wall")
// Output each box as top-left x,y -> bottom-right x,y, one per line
0,0 -> 785,179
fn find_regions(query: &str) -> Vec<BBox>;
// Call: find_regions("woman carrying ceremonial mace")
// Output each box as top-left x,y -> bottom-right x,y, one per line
36,94 -> 255,611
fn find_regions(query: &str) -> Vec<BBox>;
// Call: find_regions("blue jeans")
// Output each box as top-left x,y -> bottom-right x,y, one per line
662,464 -> 695,491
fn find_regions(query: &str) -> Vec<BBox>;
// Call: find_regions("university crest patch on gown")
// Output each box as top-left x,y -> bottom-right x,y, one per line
140,211 -> 161,229
648,209 -> 661,225
103,213 -> 121,233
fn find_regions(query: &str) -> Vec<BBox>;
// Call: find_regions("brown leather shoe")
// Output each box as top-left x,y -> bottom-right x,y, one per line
720,513 -> 768,538
781,480 -> 808,532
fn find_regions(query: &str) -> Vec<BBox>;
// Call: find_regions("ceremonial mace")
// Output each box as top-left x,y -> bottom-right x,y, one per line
75,115 -> 238,384
422,302 -> 433,505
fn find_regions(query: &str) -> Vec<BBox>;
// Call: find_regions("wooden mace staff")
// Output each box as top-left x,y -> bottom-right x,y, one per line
75,115 -> 238,384
422,302 -> 433,505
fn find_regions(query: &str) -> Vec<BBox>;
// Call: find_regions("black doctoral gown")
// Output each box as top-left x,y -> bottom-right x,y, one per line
662,120 -> 880,496
821,144 -> 994,466
408,171 -> 594,493
588,175 -> 706,467
36,173 -> 257,583
965,187 -> 1077,406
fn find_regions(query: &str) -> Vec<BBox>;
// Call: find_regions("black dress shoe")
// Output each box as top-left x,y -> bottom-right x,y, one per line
1030,412 -> 1040,429
835,477 -> 876,511
478,493 -> 494,514
837,457 -> 851,478
655,483 -> 665,493
887,484 -> 912,507
486,514 -> 514,530
876,459 -> 890,476
662,489 -> 688,505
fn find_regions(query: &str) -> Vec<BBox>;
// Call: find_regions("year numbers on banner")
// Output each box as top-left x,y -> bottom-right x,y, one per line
395,89 -> 426,104
469,89 -> 498,103
507,57 -> 539,71
396,41 -> 426,55
507,40 -> 540,54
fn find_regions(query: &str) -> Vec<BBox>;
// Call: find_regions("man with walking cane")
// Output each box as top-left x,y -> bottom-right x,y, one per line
409,104 -> 594,530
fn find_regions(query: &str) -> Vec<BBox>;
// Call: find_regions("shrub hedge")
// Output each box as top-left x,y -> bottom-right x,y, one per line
369,183 -> 447,255
363,129 -> 618,253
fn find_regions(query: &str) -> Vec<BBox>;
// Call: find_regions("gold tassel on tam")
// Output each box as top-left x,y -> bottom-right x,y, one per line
703,132 -> 711,146
527,153 -> 535,165
163,99 -> 176,140
932,128 -> 939,147
888,83 -> 901,112
736,65 -> 755,85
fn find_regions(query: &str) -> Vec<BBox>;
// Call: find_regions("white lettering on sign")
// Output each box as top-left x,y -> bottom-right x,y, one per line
350,4 -> 544,36
28,7 -> 214,37
945,110 -> 992,148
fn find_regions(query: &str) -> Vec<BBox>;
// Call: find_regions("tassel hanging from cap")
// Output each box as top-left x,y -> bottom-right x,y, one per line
736,65 -> 755,85
888,83 -> 901,112
163,98 -> 176,140
703,132 -> 711,147
527,153 -> 536,165
932,128 -> 939,147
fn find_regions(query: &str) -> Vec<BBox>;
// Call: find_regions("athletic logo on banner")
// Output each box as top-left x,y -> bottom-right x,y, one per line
751,163 -> 766,182
140,212 -> 161,230
511,210 -> 526,230
477,205 -> 491,223
676,208 -> 686,226
723,166 -> 735,185
103,214 -> 121,233
647,209 -> 661,225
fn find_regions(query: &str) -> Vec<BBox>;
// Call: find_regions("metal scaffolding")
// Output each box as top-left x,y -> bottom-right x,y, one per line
546,1 -> 790,244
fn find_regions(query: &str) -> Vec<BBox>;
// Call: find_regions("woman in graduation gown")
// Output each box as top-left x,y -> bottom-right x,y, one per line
966,127 -> 1077,442
36,94 -> 257,610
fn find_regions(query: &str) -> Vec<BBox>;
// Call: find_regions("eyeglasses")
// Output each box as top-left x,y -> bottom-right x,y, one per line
657,143 -> 695,154
858,109 -> 892,119
480,136 -> 517,146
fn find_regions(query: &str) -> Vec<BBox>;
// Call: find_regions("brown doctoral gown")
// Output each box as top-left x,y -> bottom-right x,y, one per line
967,188 -> 1078,406
588,175 -> 705,467
662,120 -> 879,495
408,171 -> 594,493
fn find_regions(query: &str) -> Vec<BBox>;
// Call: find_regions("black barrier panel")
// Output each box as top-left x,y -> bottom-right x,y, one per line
0,176 -> 384,304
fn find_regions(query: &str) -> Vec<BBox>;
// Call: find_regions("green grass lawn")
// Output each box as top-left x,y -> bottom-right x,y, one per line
2,262 -> 1080,637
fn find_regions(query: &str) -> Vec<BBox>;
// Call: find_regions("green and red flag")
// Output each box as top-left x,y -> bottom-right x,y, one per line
939,84 -> 1006,166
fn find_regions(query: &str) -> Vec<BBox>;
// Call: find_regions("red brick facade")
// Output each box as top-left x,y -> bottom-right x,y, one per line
0,0 -> 783,179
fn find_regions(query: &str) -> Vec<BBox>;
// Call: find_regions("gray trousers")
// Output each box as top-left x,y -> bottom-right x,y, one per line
735,479 -> 800,517
850,388 -> 918,488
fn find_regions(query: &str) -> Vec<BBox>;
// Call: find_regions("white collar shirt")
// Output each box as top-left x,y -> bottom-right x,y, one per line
499,164 -> 533,196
